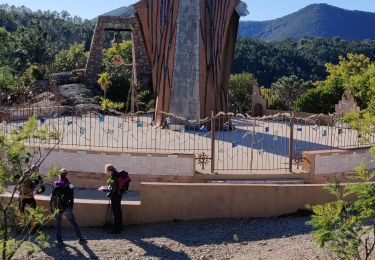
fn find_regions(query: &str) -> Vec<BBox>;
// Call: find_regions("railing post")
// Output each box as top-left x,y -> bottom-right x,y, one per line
211,111 -> 215,173
250,117 -> 256,171
289,112 -> 295,172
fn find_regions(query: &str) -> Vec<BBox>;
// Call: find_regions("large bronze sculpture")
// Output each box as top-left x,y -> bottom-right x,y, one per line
85,0 -> 248,124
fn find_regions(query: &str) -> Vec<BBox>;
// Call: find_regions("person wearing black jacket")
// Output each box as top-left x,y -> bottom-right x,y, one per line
51,168 -> 86,248
16,165 -> 45,234
101,164 -> 124,234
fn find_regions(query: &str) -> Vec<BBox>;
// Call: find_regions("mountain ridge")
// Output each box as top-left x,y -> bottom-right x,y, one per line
239,4 -> 375,40
100,3 -> 375,41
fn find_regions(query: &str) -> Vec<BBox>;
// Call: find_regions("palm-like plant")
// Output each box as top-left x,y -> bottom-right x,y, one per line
97,72 -> 111,98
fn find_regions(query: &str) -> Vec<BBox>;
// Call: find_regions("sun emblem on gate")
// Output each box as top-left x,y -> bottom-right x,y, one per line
197,152 -> 210,170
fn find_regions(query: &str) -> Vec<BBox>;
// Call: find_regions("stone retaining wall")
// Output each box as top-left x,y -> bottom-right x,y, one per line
38,148 -> 195,191
302,147 -> 374,183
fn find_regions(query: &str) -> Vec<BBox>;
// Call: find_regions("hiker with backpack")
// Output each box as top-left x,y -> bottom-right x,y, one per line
99,164 -> 131,234
16,165 -> 45,234
51,168 -> 86,248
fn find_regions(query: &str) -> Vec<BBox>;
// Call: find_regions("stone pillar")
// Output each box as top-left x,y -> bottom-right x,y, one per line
131,18 -> 152,87
85,16 -> 107,87
169,0 -> 201,122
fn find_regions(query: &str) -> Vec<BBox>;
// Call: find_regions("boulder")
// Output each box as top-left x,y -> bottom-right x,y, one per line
58,83 -> 100,113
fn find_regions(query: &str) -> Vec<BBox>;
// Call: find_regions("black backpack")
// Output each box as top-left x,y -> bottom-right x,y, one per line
50,186 -> 73,212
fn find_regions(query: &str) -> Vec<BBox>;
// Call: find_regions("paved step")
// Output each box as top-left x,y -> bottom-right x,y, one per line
5,185 -> 141,203
206,178 -> 305,184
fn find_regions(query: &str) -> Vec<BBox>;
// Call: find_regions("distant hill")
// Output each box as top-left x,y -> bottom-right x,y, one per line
100,3 -> 375,41
96,5 -> 135,20
239,4 -> 375,41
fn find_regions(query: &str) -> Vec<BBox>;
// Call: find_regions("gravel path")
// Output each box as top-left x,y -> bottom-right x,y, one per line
15,216 -> 330,260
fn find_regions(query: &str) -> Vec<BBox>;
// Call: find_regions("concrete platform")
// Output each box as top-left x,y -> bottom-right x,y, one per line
6,186 -> 141,204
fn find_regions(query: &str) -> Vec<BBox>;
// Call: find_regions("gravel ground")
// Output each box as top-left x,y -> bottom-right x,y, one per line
14,215 -> 331,260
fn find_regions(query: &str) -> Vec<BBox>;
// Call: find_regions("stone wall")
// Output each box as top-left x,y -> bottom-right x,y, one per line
302,147 -> 374,183
1,106 -> 66,121
38,148 -> 195,191
85,16 -> 151,88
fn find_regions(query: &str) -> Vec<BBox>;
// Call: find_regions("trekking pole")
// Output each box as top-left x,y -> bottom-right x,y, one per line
104,198 -> 112,227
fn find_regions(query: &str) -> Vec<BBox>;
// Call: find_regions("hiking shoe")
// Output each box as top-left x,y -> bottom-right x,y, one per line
57,241 -> 65,248
79,238 -> 87,244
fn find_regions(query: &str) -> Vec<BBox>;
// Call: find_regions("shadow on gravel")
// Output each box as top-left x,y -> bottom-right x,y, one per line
42,243 -> 99,260
39,214 -> 313,259
130,238 -> 190,259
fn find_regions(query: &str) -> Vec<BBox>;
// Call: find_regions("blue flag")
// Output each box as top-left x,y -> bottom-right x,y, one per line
40,117 -> 46,125
200,126 -> 208,133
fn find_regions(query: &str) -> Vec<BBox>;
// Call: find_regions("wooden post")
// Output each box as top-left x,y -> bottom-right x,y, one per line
211,111 -> 216,173
289,113 -> 295,172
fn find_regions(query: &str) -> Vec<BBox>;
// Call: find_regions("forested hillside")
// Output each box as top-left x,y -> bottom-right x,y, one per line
2,4 -> 375,115
233,37 -> 375,87
0,4 -> 93,73
239,4 -> 375,41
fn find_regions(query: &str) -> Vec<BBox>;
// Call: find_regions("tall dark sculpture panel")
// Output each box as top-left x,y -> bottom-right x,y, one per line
85,1 -> 248,125
135,0 -> 247,124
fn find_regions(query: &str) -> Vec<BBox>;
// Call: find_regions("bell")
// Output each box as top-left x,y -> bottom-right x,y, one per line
112,32 -> 123,44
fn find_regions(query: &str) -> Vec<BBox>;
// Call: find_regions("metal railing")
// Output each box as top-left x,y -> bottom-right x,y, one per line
1,106 -> 373,173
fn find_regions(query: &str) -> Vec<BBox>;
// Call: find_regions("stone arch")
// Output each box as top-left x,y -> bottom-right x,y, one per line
84,16 -> 151,89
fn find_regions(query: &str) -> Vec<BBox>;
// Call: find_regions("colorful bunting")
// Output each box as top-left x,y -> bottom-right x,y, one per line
99,114 -> 105,123
200,126 -> 208,133
80,127 -> 86,135
265,127 -> 270,133
297,127 -> 303,132
224,123 -> 230,132
137,121 -> 143,128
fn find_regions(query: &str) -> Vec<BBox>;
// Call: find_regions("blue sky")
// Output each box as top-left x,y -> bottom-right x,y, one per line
0,0 -> 374,21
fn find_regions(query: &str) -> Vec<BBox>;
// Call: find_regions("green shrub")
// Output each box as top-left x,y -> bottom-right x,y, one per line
307,158 -> 375,260
100,97 -> 125,111
229,73 -> 256,113
52,43 -> 88,72
295,78 -> 344,114
0,66 -> 16,92
103,63 -> 132,103
25,64 -> 46,81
